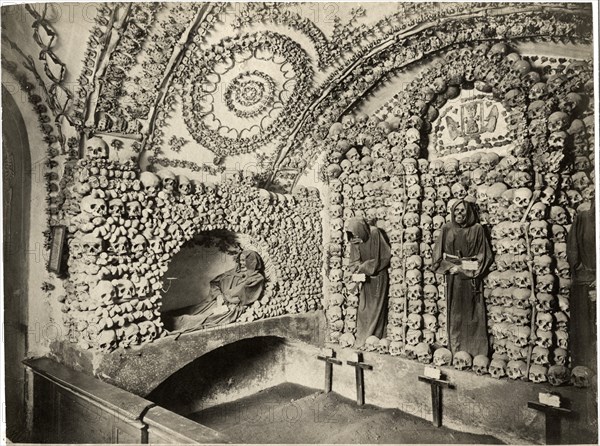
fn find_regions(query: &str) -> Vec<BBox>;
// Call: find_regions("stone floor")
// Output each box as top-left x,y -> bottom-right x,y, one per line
190,382 -> 504,444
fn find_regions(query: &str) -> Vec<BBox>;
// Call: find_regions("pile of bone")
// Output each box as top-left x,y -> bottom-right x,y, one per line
239,186 -> 323,322
63,139 -> 165,351
62,137 -> 323,351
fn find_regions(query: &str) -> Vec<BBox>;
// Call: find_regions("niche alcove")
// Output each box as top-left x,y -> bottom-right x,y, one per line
160,229 -> 246,313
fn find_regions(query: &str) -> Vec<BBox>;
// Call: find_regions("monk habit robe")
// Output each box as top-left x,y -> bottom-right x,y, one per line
170,251 -> 265,333
345,218 -> 391,347
567,204 -> 597,370
432,200 -> 493,357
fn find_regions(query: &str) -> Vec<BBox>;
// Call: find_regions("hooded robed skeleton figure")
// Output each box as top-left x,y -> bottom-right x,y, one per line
344,217 -> 391,347
432,200 -> 493,357
567,203 -> 596,371
168,250 -> 265,333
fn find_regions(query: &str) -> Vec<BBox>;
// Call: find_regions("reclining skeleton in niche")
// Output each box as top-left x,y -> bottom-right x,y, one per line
166,251 -> 265,333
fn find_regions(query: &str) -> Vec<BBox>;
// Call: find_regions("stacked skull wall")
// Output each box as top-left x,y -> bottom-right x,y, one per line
324,42 -> 594,384
62,138 -> 323,351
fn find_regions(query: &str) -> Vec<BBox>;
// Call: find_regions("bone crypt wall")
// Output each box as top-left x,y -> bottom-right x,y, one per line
0,1 -> 596,441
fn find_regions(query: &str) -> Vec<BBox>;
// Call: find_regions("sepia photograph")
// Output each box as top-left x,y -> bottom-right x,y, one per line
1,1 -> 598,444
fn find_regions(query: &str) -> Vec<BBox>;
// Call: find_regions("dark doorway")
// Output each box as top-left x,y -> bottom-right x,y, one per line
148,336 -> 287,415
2,85 -> 32,441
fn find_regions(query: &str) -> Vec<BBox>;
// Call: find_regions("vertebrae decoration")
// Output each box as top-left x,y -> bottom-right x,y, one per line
324,42 -> 593,386
62,137 -> 323,352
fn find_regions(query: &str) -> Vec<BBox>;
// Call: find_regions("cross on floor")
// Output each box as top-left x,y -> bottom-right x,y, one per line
418,375 -> 455,427
346,352 -> 373,406
316,348 -> 342,393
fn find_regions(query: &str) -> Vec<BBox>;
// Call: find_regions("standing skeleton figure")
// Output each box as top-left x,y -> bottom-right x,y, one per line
344,217 -> 391,347
432,200 -> 493,357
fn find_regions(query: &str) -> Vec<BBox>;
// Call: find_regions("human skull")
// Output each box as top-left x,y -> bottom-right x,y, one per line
489,359 -> 507,379
535,328 -> 553,348
140,171 -> 161,194
90,280 -> 116,305
547,365 -> 570,386
571,366 -> 594,388
553,347 -> 568,366
549,206 -> 569,225
407,313 -> 423,330
406,328 -> 423,346
364,335 -> 380,352
548,111 -> 570,133
433,347 -> 452,366
339,332 -> 355,348
536,312 -> 553,332
415,342 -> 432,363
572,172 -> 591,191
535,292 -> 555,312
389,340 -> 404,356
506,360 -> 527,380
513,188 -> 532,208
453,351 -> 472,371
529,365 -> 548,383
531,346 -> 550,366
531,238 -> 551,256
548,131 -> 567,150
82,234 -> 104,256
86,136 -> 109,159
377,338 -> 391,354
529,221 -> 548,239
473,355 -> 490,376
108,198 -> 124,218
81,196 -> 107,217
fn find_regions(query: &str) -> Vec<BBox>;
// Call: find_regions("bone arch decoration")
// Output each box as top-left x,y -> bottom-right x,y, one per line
272,5 -> 592,175
324,42 -> 593,382
62,149 -> 323,351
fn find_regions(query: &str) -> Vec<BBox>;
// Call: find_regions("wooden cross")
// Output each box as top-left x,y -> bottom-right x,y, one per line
527,401 -> 572,444
346,352 -> 373,406
316,349 -> 342,393
418,375 -> 455,427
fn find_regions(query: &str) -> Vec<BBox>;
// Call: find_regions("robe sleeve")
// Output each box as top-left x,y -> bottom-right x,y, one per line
567,213 -> 581,271
349,242 -> 362,272
239,272 -> 265,306
432,225 -> 447,273
225,272 -> 265,306
461,224 -> 493,279
358,229 -> 390,276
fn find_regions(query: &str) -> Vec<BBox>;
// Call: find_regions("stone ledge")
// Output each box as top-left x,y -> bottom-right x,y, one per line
51,311 -> 325,397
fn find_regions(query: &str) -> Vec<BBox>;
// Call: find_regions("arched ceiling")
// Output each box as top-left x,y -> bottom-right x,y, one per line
1,2 -> 594,192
